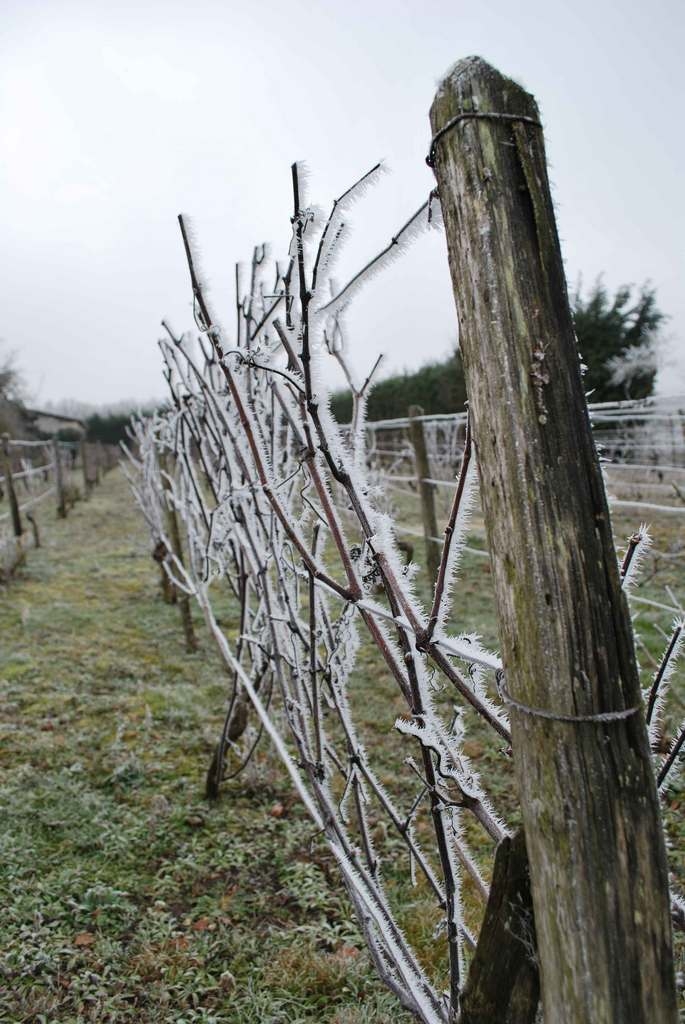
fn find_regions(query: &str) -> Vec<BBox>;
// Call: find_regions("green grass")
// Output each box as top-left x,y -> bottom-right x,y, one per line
0,472 -> 409,1023
1,468 -> 683,1022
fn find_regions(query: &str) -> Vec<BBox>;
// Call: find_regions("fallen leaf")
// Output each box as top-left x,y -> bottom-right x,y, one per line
192,916 -> 211,931
336,945 -> 360,959
74,931 -> 95,947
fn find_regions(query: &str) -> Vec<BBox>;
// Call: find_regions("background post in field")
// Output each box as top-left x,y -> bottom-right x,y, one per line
80,438 -> 91,498
159,450 -> 198,654
2,434 -> 23,540
430,56 -> 676,1022
52,437 -> 67,520
407,405 -> 440,581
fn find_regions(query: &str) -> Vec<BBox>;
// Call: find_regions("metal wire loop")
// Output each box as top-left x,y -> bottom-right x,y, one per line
427,111 -> 542,167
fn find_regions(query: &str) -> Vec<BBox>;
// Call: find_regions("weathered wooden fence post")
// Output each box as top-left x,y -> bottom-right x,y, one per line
430,56 -> 676,1022
160,451 -> 198,652
153,538 -> 177,605
408,405 -> 440,580
2,434 -> 23,540
80,438 -> 91,498
52,438 -> 67,518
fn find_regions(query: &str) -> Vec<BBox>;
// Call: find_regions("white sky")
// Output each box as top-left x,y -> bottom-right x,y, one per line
2,0 -> 684,407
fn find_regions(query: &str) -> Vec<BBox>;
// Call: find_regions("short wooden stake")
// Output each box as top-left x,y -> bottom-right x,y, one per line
152,539 -> 177,604
160,452 -> 198,652
26,511 -> 40,549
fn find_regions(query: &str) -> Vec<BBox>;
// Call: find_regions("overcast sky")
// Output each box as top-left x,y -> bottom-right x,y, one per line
2,0 -> 683,408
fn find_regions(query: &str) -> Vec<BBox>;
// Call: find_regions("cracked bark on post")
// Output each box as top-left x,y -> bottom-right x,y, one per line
430,56 -> 676,1023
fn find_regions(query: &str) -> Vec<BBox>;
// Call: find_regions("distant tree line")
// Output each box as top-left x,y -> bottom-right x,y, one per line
41,411 -> 157,445
330,281 -> 666,422
85,411 -> 146,445
2,279 -> 670,436
572,281 -> 662,402
330,350 -> 468,423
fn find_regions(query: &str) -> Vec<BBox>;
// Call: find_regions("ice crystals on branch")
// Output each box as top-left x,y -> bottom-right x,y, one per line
620,522 -> 652,592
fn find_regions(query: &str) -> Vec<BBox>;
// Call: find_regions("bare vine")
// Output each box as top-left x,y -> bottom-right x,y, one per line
123,164 -> 684,1022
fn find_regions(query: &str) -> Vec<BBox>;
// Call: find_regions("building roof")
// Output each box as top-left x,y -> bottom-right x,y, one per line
24,408 -> 86,427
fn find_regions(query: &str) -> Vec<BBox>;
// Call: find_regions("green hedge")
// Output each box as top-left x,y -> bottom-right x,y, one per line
330,282 -> 662,422
330,351 -> 467,422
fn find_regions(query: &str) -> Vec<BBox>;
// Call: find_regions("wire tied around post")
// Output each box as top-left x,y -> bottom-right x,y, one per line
496,673 -> 640,724
427,112 -> 542,167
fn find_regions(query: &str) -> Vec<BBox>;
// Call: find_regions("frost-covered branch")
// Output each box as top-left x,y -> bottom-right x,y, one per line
121,165 -> 568,1021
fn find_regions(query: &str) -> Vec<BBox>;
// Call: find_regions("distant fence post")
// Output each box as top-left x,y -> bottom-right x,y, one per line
408,405 -> 440,580
153,538 -> 177,605
2,434 -> 23,540
80,438 -> 91,498
160,451 -> 198,653
26,511 -> 40,549
430,56 -> 675,1022
52,438 -> 67,518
